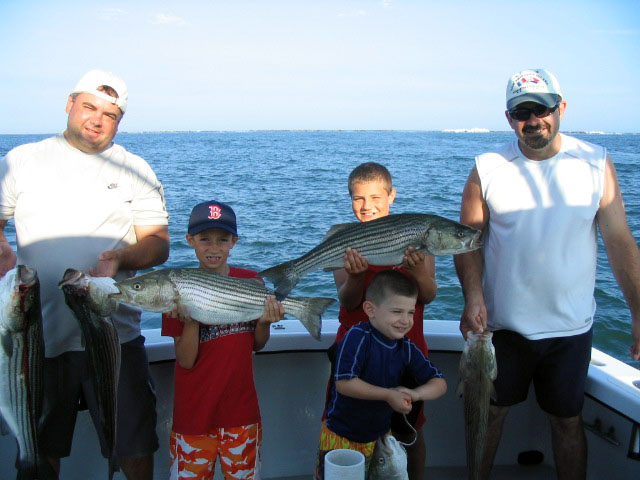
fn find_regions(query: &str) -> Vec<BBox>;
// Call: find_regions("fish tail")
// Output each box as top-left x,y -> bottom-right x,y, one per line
286,297 -> 335,340
259,260 -> 301,297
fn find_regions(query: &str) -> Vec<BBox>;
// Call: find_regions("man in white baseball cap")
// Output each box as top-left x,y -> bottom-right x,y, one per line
455,68 -> 640,479
0,70 -> 170,479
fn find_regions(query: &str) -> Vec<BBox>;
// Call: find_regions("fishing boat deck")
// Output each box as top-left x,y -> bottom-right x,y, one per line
269,464 -> 557,479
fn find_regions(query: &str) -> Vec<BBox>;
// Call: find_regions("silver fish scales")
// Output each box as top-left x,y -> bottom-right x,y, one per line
111,268 -> 335,340
59,269 -> 121,480
457,331 -> 497,480
260,213 -> 482,297
0,265 -> 45,479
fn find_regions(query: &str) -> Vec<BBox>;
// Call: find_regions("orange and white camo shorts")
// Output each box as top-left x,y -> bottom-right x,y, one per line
169,423 -> 262,480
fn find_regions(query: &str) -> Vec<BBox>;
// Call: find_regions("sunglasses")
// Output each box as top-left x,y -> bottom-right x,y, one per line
508,103 -> 560,122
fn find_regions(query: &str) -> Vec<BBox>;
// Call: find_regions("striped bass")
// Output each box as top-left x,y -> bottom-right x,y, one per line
367,433 -> 409,480
58,269 -> 121,480
456,331 -> 497,480
110,268 -> 335,340
259,213 -> 482,297
0,265 -> 45,479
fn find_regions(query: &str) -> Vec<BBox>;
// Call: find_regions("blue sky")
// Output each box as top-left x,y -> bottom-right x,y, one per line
1,0 -> 638,133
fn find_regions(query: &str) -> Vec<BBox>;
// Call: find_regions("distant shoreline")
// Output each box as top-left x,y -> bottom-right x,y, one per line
1,130 -> 638,136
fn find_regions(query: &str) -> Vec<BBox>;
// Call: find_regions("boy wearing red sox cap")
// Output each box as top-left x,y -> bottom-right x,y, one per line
161,200 -> 284,480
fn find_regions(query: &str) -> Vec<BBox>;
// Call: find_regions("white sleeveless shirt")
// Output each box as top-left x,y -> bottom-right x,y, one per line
477,133 -> 606,339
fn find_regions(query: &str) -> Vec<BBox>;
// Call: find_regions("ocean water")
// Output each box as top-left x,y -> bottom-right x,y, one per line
1,131 -> 638,367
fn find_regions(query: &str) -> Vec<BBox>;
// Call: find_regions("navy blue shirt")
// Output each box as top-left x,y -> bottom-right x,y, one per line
326,322 -> 443,443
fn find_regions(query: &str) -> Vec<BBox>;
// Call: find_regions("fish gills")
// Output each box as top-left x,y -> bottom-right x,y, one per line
0,266 -> 45,479
59,269 -> 121,480
457,331 -> 497,480
260,213 -> 482,297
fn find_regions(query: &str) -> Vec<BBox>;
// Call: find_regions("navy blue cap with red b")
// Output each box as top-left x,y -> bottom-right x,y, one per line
188,200 -> 237,236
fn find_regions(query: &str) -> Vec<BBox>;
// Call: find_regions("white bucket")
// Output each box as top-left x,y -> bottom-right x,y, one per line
324,448 -> 365,480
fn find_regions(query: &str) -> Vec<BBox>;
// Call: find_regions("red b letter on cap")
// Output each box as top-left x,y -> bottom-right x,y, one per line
208,206 -> 222,219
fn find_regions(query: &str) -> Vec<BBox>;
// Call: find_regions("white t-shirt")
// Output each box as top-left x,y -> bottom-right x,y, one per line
0,134 -> 169,357
477,133 -> 606,339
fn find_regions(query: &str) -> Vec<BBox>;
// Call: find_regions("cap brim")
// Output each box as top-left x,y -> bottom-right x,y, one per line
188,224 -> 238,237
507,93 -> 560,110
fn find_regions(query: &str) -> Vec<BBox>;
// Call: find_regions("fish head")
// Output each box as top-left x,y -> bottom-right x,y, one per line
0,265 -> 38,332
110,271 -> 179,312
422,218 -> 482,255
460,330 -> 497,381
368,434 -> 408,480
58,269 -> 120,316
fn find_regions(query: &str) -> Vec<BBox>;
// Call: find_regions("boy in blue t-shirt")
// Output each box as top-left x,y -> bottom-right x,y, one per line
315,270 -> 447,479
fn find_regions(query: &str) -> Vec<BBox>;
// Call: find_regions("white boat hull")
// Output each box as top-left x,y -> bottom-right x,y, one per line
1,320 -> 638,479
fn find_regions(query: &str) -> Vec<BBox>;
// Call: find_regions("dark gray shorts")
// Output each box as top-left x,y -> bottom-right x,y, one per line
491,328 -> 592,418
40,335 -> 159,461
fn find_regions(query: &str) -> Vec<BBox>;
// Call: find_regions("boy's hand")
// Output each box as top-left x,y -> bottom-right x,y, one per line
402,247 -> 428,277
395,386 -> 421,402
387,388 -> 413,414
258,296 -> 285,325
343,247 -> 368,276
168,306 -> 195,324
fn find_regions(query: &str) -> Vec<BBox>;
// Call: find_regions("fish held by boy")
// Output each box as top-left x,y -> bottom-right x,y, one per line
58,269 -> 121,480
367,433 -> 409,480
456,331 -> 497,480
0,265 -> 48,479
110,268 -> 334,340
259,212 -> 482,297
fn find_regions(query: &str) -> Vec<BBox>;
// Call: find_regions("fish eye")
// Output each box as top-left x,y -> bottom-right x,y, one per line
457,231 -> 465,237
133,283 -> 142,290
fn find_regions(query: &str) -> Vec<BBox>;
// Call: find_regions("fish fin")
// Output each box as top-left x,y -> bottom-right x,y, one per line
259,260 -> 300,298
1,333 -> 13,357
322,222 -> 357,241
287,296 -> 335,340
490,383 -> 497,403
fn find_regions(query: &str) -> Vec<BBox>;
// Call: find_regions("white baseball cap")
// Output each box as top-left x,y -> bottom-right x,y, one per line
506,68 -> 563,110
71,69 -> 128,113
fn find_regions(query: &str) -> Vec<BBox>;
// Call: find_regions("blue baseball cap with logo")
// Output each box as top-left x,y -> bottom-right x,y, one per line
188,200 -> 237,236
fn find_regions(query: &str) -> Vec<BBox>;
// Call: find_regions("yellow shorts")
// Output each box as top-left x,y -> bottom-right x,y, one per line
169,423 -> 262,480
314,421 -> 378,480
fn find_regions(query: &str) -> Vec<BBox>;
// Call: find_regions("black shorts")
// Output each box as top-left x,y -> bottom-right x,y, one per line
40,335 -> 159,461
491,328 -> 592,418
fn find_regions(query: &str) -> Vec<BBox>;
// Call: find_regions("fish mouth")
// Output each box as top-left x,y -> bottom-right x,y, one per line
17,265 -> 37,288
58,269 -> 85,288
107,288 -> 127,301
468,330 -> 493,340
471,230 -> 483,248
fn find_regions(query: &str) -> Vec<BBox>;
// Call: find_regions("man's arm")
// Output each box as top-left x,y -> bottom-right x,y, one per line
454,166 -> 490,338
0,220 -> 17,277
91,225 -> 170,278
597,157 -> 640,361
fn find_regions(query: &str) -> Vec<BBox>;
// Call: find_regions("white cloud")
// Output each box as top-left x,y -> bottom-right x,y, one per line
100,8 -> 127,21
379,0 -> 393,7
150,13 -> 188,26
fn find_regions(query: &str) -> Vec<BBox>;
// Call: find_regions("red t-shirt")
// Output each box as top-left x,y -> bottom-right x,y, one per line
161,267 -> 261,434
335,265 -> 428,355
